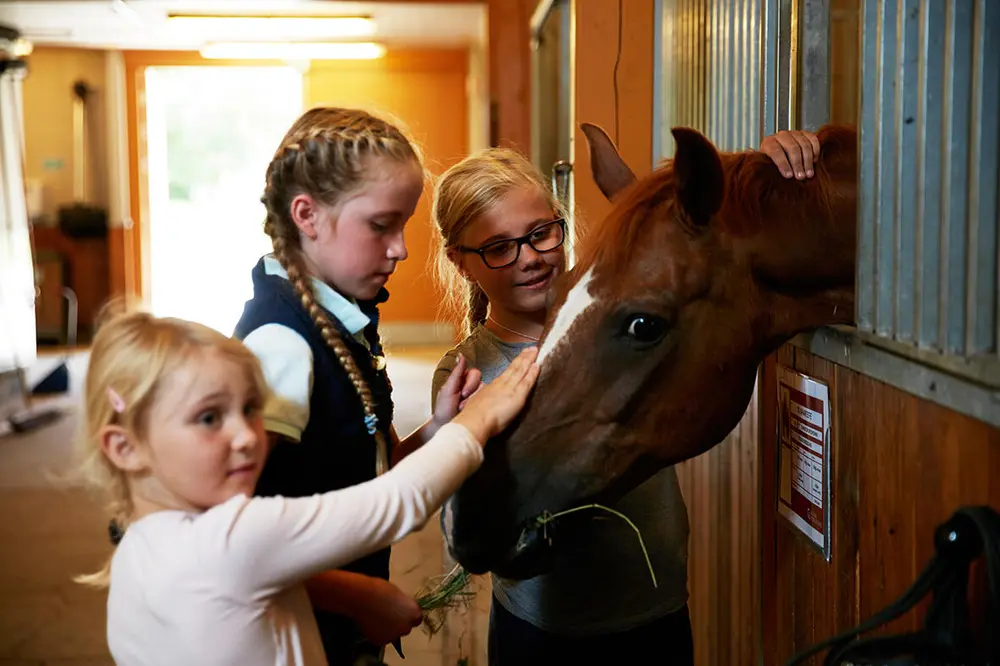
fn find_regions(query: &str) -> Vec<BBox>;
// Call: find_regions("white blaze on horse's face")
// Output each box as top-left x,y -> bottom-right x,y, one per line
537,267 -> 596,365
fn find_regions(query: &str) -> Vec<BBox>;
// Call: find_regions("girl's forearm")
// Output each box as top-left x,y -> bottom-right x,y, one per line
305,570 -> 377,615
391,419 -> 439,466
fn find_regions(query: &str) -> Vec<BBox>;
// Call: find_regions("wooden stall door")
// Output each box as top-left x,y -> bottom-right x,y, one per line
760,343 -> 1000,664
676,384 -> 761,666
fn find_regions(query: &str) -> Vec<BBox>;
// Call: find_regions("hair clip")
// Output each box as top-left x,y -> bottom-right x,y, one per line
364,413 -> 378,435
107,387 -> 126,414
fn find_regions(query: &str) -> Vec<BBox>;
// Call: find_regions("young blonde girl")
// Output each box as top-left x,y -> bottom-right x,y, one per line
231,107 -> 489,664
431,132 -> 820,665
76,310 -> 538,666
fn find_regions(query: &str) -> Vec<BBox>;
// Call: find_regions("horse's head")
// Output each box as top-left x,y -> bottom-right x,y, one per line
443,125 -> 858,578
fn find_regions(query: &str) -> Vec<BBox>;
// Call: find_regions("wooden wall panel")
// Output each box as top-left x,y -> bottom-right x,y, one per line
573,0 -> 656,229
760,343 -> 1000,665
487,0 -> 535,152
676,383 -> 760,666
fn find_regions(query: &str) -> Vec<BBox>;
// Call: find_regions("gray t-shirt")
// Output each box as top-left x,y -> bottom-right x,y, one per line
432,325 -> 690,636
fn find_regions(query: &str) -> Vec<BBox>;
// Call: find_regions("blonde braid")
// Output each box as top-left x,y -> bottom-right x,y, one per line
271,231 -> 389,474
261,108 -> 421,474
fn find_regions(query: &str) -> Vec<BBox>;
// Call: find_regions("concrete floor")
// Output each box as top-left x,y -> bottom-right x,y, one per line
0,348 -> 490,666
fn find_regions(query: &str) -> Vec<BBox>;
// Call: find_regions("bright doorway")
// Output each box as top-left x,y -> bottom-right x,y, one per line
144,66 -> 302,334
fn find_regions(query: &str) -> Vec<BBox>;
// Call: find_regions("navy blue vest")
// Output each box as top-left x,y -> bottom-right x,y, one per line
233,258 -> 394,664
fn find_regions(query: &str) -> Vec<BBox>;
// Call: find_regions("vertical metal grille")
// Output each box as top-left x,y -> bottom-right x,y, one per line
658,0 -> 765,158
858,0 -> 999,363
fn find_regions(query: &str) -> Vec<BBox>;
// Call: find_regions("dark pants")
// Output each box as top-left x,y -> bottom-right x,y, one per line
488,598 -> 695,666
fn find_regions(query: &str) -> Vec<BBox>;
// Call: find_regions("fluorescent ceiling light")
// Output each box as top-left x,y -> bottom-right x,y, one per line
200,42 -> 387,61
11,38 -> 33,58
169,15 -> 375,38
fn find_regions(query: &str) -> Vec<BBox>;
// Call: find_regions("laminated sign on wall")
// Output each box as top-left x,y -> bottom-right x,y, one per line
777,365 -> 832,560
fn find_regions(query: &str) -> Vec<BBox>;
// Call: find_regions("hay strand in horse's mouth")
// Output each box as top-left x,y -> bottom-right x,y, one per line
413,504 -> 656,635
528,503 -> 658,589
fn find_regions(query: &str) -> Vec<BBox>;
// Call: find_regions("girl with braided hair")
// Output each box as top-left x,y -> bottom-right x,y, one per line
233,107 -> 483,664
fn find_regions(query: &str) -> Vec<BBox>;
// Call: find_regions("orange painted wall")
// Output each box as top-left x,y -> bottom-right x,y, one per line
23,46 -> 107,223
304,49 -> 469,324
23,47 -> 111,339
572,0 -> 655,230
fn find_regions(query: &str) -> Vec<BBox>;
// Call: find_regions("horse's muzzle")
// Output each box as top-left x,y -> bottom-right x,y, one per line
446,515 -> 555,580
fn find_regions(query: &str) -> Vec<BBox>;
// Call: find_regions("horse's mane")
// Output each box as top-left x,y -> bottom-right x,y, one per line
575,164 -> 677,274
575,125 -> 857,274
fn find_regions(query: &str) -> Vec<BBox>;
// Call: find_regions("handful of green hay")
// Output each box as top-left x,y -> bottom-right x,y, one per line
414,563 -> 476,635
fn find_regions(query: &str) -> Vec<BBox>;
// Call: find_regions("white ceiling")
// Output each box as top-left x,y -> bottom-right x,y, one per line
0,0 -> 487,50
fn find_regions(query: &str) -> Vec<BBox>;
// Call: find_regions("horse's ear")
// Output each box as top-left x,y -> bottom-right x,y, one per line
670,127 -> 724,227
581,122 -> 637,201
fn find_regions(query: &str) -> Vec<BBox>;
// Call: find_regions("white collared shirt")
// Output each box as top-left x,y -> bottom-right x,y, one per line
242,255 -> 372,442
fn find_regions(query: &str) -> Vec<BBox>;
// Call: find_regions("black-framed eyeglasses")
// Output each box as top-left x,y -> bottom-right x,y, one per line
457,219 -> 567,269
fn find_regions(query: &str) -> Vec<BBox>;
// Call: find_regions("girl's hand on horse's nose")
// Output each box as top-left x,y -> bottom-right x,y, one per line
454,347 -> 540,444
433,354 -> 483,427
760,130 -> 821,180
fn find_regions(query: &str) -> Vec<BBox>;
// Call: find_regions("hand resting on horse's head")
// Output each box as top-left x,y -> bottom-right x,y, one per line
759,130 -> 822,180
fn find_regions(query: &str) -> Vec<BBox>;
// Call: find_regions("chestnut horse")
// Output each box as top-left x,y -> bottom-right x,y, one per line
443,124 -> 859,578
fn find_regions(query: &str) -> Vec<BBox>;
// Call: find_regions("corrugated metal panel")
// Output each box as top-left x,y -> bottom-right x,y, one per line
658,0 -> 766,158
858,0 -> 1000,378
658,0 -> 709,144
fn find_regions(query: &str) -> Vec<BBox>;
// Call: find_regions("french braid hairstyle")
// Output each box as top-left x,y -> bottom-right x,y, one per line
261,108 -> 423,475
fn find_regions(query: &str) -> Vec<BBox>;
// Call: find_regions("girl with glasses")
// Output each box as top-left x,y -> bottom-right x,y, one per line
429,131 -> 819,665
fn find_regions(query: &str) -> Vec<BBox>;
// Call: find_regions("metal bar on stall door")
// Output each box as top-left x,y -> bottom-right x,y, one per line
916,0 -> 945,350
943,2 -> 973,355
744,0 -> 751,148
777,0 -> 794,132
680,0 -> 689,130
751,0 -> 761,146
874,0 -> 896,337
710,0 -> 718,139
722,0 -> 733,147
652,0 -> 663,164
797,0 -> 830,132
892,0 -> 921,343
857,0 -> 879,331
966,0 -> 999,356
761,0 -> 779,137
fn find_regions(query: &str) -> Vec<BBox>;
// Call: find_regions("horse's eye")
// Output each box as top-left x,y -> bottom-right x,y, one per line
625,314 -> 667,345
